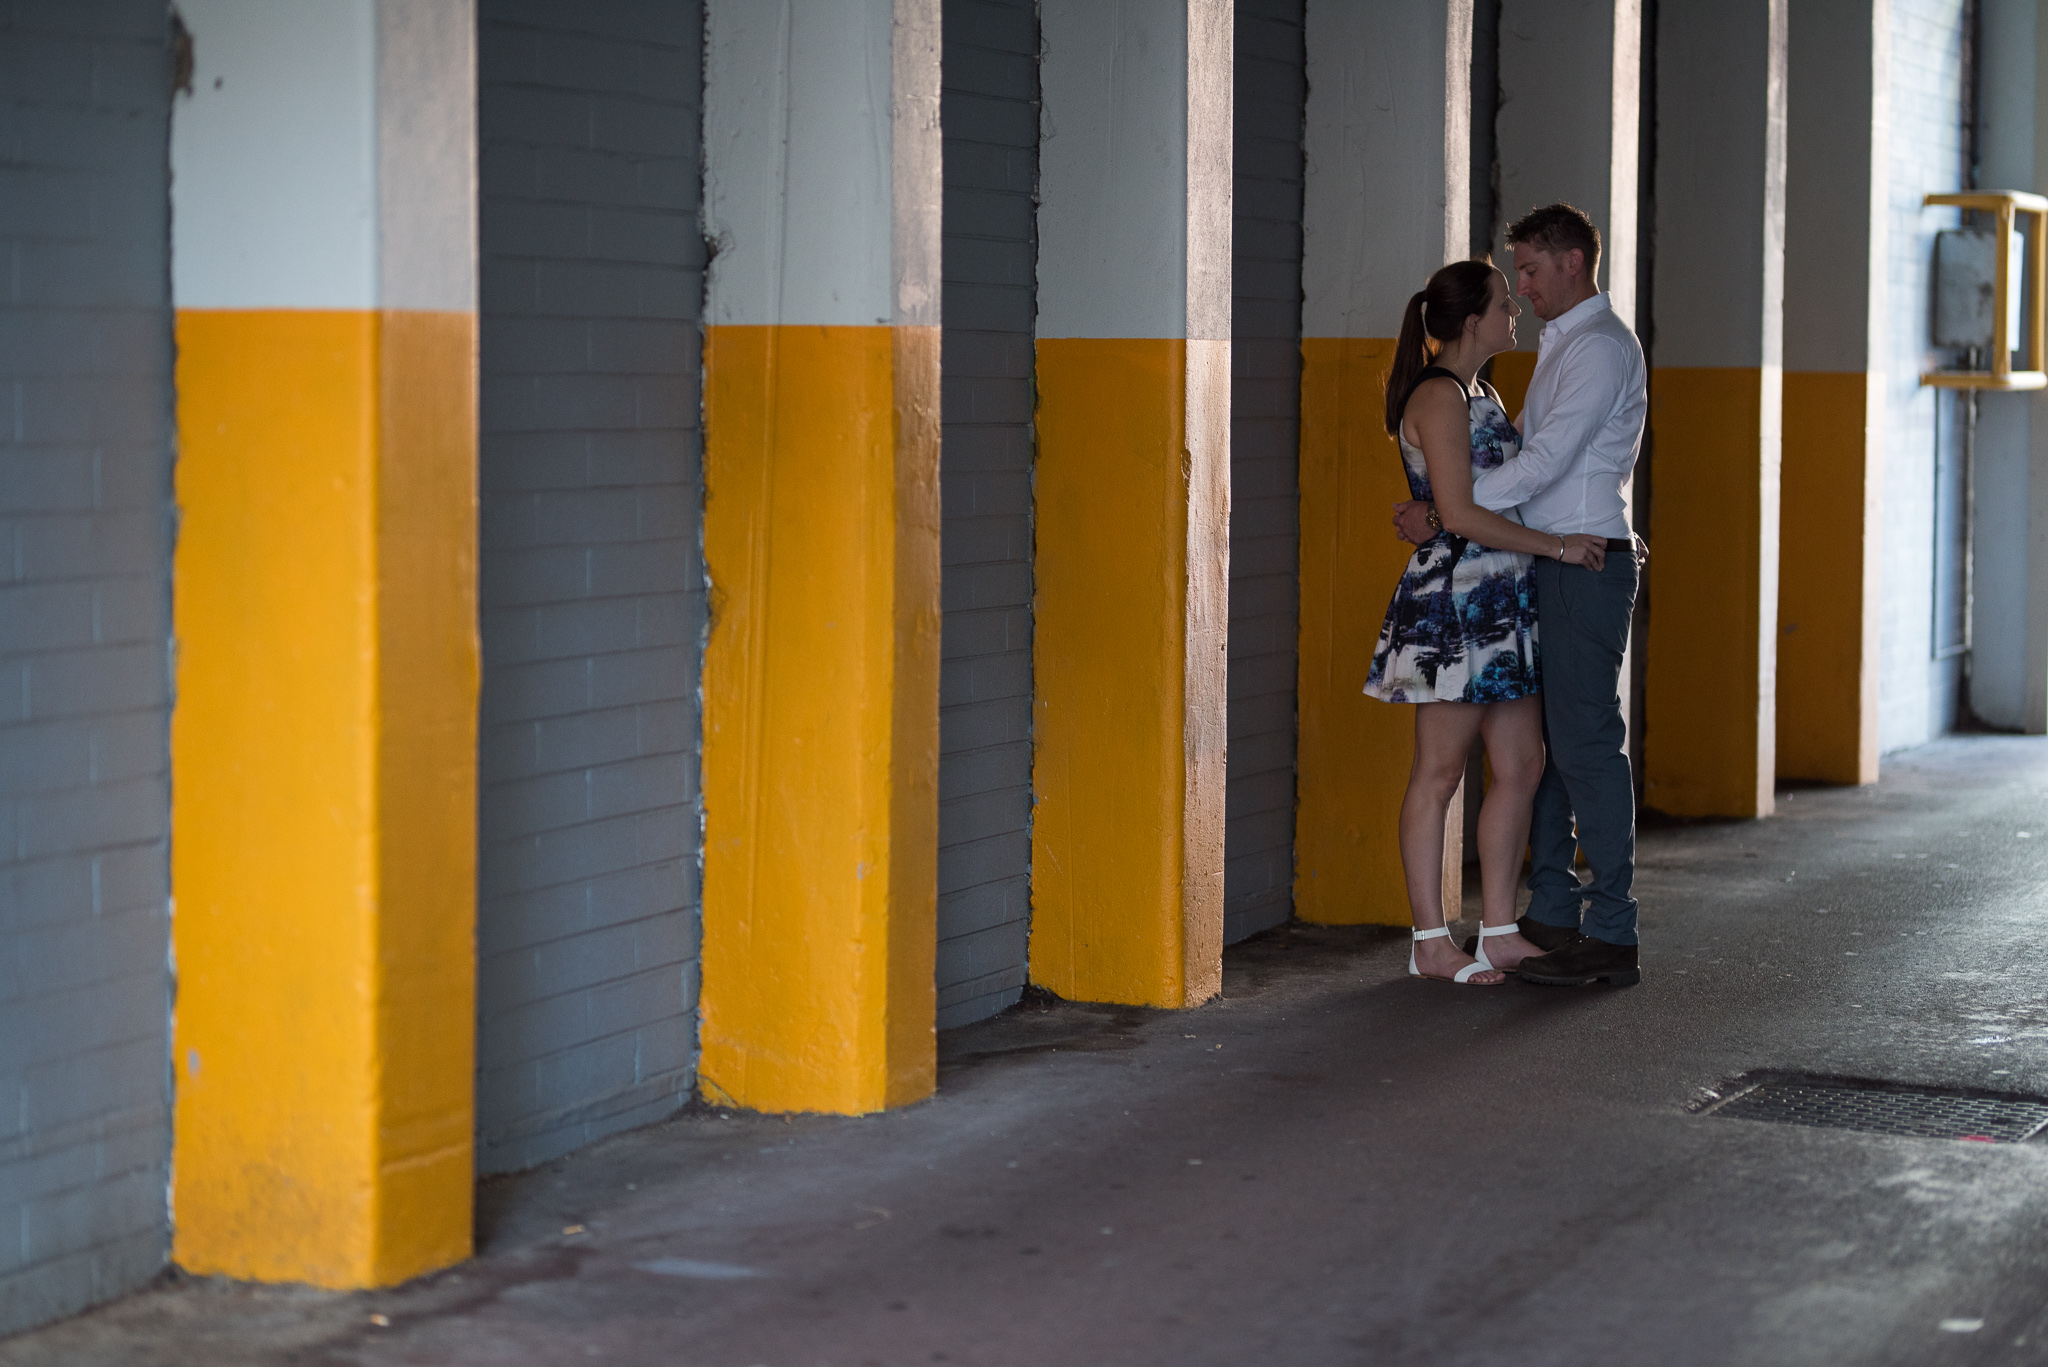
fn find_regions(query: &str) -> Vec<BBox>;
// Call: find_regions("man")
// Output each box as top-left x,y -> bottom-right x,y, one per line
1394,202 -> 1647,986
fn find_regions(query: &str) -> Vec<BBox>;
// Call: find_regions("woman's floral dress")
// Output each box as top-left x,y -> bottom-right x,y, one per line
1362,374 -> 1541,704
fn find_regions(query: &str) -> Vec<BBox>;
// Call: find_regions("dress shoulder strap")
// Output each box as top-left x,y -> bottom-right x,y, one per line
1398,365 -> 1475,435
1413,365 -> 1475,398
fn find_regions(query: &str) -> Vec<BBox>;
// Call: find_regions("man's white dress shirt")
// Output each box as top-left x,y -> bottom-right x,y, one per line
1471,291 -> 1646,539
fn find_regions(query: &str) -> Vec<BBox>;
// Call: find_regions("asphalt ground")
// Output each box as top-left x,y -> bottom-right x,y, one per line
9,735 -> 2048,1367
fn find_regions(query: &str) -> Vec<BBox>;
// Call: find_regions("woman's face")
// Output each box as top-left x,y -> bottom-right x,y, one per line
1469,270 -> 1520,354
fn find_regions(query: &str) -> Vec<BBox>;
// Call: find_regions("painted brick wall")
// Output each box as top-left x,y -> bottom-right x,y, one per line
1225,0 -> 1305,945
1879,0 -> 1968,751
936,0 -> 1038,1031
475,0 -> 705,1173
0,1 -> 173,1335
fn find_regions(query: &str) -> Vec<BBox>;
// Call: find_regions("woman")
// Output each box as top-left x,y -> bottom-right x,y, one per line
1365,259 -> 1608,985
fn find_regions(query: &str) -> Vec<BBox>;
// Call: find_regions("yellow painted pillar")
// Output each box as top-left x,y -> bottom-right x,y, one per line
1643,0 -> 1787,817
697,0 -> 942,1112
169,0 -> 478,1287
1030,0 -> 1231,1005
1295,0 -> 1468,927
1779,0 -> 1885,783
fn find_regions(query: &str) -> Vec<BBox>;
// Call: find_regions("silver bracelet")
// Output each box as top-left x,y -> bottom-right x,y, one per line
1555,537 -> 1565,561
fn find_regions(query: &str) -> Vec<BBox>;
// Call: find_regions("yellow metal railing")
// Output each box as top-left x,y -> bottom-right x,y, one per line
1922,190 -> 2048,391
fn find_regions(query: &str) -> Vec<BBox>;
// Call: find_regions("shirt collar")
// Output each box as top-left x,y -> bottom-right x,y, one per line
1539,291 -> 1612,347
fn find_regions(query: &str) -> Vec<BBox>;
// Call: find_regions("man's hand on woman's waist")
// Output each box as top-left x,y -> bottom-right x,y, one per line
1391,500 -> 1436,545
1393,500 -> 1647,568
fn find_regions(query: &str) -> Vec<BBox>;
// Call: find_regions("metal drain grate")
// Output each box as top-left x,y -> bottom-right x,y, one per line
1700,1075 -> 2048,1143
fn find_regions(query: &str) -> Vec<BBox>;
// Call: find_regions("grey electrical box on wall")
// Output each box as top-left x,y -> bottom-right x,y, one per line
1933,228 -> 2021,351
1920,191 -> 2045,391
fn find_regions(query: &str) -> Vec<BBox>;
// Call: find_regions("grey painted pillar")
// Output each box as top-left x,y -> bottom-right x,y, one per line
1225,0 -> 1305,945
1974,0 -> 2048,732
474,0 -> 706,1173
936,0 -> 1038,1029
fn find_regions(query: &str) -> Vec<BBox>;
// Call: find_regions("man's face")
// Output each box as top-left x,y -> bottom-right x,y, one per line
1512,242 -> 1582,322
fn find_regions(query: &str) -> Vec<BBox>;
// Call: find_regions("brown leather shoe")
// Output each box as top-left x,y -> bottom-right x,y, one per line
1515,934 -> 1641,986
1461,915 -> 1580,957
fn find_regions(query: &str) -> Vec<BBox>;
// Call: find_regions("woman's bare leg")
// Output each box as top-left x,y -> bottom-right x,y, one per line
1399,700 -> 1499,982
1469,695 -> 1548,969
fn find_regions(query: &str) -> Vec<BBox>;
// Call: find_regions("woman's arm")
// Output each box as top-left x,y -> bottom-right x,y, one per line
1405,380 -> 1606,568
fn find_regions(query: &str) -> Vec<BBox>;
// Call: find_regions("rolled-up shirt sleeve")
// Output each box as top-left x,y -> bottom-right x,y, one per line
1471,335 -> 1628,512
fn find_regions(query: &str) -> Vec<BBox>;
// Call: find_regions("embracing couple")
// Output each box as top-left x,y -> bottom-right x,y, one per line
1365,202 -> 1646,988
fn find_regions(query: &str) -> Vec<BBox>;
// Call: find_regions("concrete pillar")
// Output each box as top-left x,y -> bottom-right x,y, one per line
1643,0 -> 1787,817
1492,0 -> 1641,403
1031,0 -> 1231,1007
169,0 -> 478,1287
698,0 -> 942,1112
1779,0 -> 1886,780
1972,0 -> 2048,732
1294,0 -> 1469,929
1492,0 -> 1642,754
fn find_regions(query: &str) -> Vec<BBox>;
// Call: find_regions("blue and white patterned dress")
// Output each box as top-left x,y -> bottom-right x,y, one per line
1363,369 -> 1541,704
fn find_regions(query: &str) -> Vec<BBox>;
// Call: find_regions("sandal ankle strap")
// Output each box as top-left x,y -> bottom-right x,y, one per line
1412,926 -> 1451,942
1478,924 -> 1520,938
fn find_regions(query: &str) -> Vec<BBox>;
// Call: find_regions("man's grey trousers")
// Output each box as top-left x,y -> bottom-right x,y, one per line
1526,551 -> 1640,945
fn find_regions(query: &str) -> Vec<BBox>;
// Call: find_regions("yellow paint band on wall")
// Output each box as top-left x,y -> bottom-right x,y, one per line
1488,351 -> 1537,425
1032,337 -> 1225,1006
699,324 -> 940,1116
1777,370 -> 1879,784
1644,365 -> 1779,818
171,309 -> 478,1288
1295,337 -> 1445,926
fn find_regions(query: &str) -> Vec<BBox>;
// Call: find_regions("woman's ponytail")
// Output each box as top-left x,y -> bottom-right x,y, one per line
1383,290 -> 1433,435
1382,258 -> 1499,436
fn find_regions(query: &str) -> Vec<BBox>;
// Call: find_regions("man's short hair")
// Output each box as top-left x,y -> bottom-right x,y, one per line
1506,203 -> 1602,278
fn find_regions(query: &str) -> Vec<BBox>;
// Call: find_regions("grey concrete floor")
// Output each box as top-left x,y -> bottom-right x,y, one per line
11,736 -> 2048,1366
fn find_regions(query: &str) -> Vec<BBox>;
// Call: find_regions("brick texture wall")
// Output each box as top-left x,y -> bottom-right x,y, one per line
475,0 -> 706,1173
1879,0 -> 1968,750
0,1 -> 174,1335
1226,0 -> 1305,944
937,0 -> 1038,1030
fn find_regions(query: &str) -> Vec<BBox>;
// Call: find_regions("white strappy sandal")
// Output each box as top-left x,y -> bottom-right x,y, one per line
1470,922 -> 1521,973
1408,926 -> 1501,984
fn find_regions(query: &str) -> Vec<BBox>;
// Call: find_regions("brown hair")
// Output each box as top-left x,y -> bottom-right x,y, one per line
1505,202 -> 1602,278
1383,258 -> 1497,435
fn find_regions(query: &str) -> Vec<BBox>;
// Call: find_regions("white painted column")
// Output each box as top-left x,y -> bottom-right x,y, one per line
1300,2 -> 1470,341
1493,0 -> 1641,748
1642,0 -> 1787,818
168,0 -> 480,1287
696,0 -> 945,1114
1294,0 -> 1471,929
1779,0 -> 1887,779
1494,0 -> 1640,332
1030,0 -> 1232,1008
